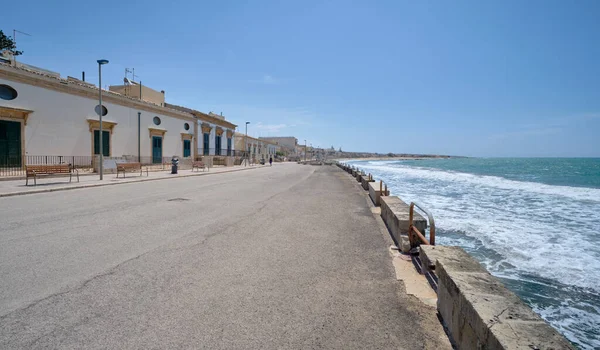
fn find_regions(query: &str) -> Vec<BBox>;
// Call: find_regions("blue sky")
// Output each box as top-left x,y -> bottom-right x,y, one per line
4,0 -> 600,156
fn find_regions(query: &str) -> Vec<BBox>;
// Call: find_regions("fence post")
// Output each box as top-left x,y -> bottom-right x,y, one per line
408,203 -> 414,246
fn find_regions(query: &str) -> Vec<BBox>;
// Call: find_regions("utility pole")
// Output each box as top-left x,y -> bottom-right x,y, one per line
97,59 -> 109,180
245,122 -> 250,167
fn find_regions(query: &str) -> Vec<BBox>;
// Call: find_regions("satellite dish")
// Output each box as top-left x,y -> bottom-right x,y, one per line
124,77 -> 133,85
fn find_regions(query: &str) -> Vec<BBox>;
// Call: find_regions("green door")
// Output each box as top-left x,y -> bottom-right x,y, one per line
152,136 -> 162,163
203,133 -> 209,155
0,121 -> 22,167
183,139 -> 191,157
215,135 -> 221,155
93,130 -> 110,156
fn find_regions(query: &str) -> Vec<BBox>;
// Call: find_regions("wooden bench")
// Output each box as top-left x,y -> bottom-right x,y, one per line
26,164 -> 79,186
192,161 -> 208,172
116,162 -> 148,178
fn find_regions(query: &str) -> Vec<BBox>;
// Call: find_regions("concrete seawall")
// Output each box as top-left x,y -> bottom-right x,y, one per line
335,161 -> 575,349
361,174 -> 374,190
368,181 -> 389,206
355,171 -> 364,183
421,246 -> 574,349
380,196 -> 427,253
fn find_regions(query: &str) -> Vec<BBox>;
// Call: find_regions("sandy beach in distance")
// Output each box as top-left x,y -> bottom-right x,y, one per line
334,156 -> 449,162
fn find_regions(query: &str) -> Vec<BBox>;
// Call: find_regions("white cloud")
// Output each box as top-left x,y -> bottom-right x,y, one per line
262,75 -> 277,84
198,103 -> 322,140
250,75 -> 279,85
254,122 -> 289,133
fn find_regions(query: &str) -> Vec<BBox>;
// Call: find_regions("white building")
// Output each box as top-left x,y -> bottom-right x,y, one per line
0,62 -> 237,170
164,105 -> 236,158
233,134 -> 279,163
258,136 -> 297,155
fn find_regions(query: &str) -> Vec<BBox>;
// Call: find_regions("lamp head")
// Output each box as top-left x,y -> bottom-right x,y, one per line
97,59 -> 109,65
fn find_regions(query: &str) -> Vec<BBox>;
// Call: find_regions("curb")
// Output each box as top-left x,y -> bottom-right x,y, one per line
0,166 -> 264,198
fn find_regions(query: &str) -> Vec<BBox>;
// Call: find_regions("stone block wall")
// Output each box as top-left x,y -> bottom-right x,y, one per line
380,196 -> 427,252
420,246 -> 575,350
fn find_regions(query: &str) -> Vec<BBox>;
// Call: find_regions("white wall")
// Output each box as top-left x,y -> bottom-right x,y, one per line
0,77 -> 193,159
196,119 -> 234,155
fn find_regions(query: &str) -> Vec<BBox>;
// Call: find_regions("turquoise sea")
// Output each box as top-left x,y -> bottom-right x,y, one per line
349,158 -> 600,349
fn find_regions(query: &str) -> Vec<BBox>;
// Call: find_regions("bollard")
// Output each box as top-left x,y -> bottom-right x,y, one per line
171,156 -> 179,174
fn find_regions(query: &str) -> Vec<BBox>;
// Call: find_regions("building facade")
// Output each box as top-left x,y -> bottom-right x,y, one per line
0,63 -> 236,171
109,83 -> 166,107
163,105 -> 236,159
258,136 -> 297,155
233,134 -> 279,163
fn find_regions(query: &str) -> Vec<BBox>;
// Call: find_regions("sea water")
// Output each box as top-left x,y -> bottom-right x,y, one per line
348,158 -> 600,349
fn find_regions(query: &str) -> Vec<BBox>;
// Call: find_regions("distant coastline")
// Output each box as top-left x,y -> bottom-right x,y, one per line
334,154 -> 459,162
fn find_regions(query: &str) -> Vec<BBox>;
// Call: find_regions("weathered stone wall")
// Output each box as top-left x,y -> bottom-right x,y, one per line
420,246 -> 575,350
361,176 -> 374,190
356,172 -> 364,182
368,181 -> 385,206
380,196 -> 428,252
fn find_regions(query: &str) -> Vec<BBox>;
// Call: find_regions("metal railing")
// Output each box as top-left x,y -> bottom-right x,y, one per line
197,149 -> 273,158
0,153 -> 248,177
0,155 -> 95,177
198,148 -> 237,156
212,157 -> 228,166
408,202 -> 436,246
378,180 -> 390,196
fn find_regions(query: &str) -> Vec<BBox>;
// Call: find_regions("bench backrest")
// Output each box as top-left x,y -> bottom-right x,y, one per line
26,164 -> 71,175
193,161 -> 205,167
117,162 -> 141,169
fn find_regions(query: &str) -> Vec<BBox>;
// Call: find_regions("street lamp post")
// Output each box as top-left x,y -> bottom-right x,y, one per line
245,122 -> 250,167
304,139 -> 307,162
97,59 -> 109,180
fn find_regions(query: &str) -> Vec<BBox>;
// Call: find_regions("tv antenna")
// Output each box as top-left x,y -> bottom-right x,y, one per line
12,29 -> 31,64
125,68 -> 138,82
13,29 -> 32,47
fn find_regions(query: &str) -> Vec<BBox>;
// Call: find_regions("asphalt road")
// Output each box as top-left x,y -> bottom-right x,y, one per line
0,163 -> 447,349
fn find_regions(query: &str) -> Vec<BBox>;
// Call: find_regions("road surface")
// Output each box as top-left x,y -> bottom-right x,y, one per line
0,164 -> 448,349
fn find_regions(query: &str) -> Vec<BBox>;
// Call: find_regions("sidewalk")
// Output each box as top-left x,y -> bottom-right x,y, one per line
0,164 -> 266,198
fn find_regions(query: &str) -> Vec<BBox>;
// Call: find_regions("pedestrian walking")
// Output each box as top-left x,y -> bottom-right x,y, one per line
269,156 -> 273,166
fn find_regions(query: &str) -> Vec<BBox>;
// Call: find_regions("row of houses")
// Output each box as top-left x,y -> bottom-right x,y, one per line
0,59 -> 285,171
234,135 -> 280,163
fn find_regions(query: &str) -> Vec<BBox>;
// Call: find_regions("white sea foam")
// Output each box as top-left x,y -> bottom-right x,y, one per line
362,162 -> 600,202
354,161 -> 600,292
534,302 -> 600,349
353,160 -> 600,347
